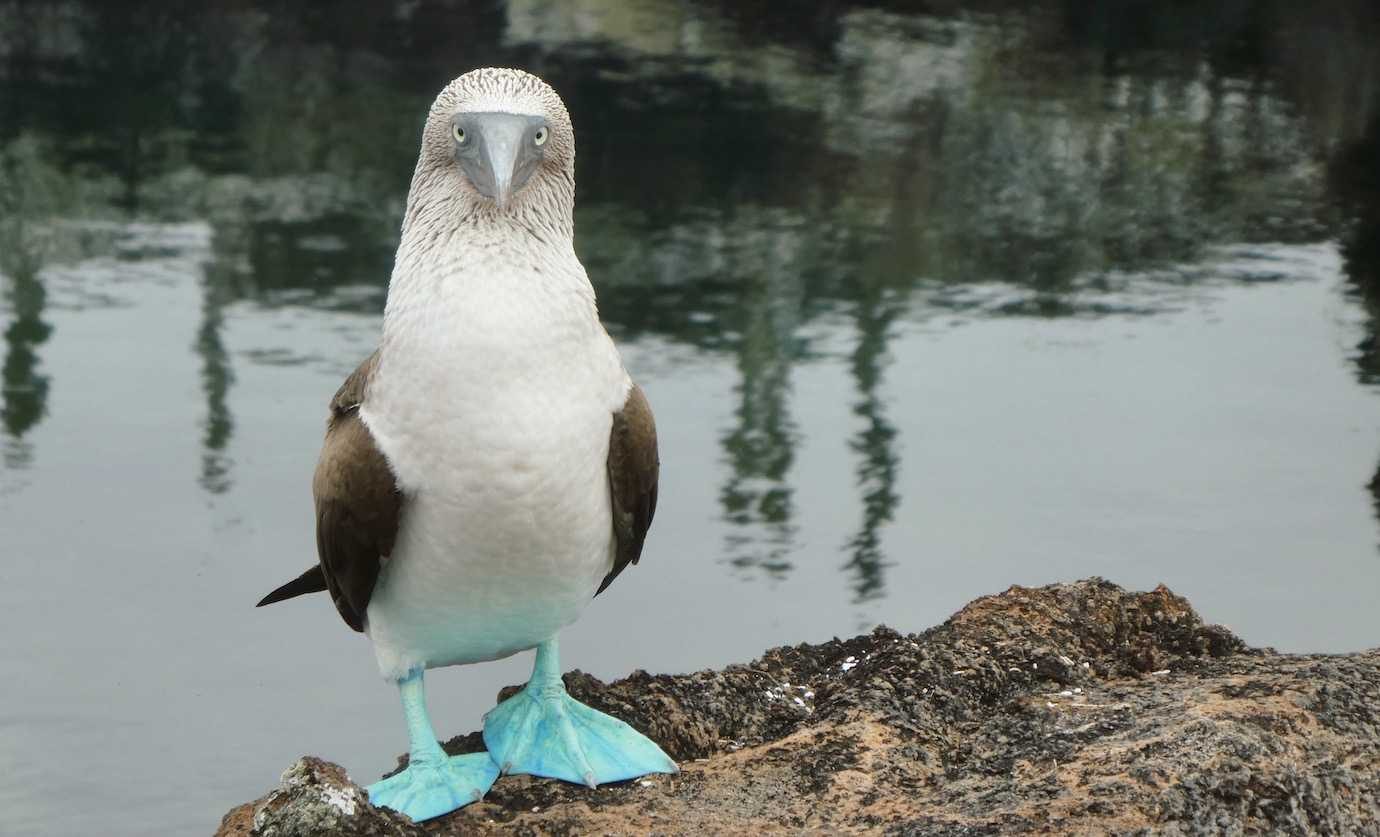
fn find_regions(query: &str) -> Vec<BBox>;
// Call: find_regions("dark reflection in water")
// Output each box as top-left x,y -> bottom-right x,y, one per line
196,269 -> 235,495
3,0 -> 1380,583
1329,107 -> 1380,523
0,269 -> 50,469
1333,114 -> 1380,385
843,285 -> 903,604
74,3 -> 193,210
0,141 -> 55,469
720,257 -> 802,579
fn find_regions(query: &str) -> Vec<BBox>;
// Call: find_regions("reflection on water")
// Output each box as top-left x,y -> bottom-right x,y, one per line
196,268 -> 234,495
1329,106 -> 1380,523
843,285 -> 903,604
0,139 -> 56,469
1334,112 -> 1380,382
3,0 -> 1380,577
720,257 -> 801,579
0,269 -> 48,468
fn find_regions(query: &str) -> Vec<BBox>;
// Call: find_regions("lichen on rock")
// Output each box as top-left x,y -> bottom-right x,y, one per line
221,757 -> 413,837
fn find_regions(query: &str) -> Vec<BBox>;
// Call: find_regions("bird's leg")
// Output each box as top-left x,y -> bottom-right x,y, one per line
482,636 -> 677,787
366,668 -> 498,822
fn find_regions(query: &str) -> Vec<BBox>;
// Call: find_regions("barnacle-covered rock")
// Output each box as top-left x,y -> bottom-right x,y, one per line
218,579 -> 1380,835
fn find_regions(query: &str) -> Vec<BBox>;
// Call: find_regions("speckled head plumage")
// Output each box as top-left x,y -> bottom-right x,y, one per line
403,68 -> 576,234
429,68 -> 573,146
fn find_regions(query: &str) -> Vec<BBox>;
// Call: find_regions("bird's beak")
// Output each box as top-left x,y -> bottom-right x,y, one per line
483,121 -> 522,211
457,113 -> 544,212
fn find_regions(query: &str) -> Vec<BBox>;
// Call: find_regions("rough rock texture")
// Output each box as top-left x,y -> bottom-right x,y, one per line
234,758 -> 416,837
218,579 -> 1380,835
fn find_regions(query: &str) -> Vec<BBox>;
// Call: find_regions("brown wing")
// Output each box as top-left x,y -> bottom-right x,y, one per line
312,350 -> 400,631
596,383 -> 659,596
255,351 -> 401,633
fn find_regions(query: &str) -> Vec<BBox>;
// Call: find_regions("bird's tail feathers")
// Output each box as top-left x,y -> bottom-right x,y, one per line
257,565 -> 328,607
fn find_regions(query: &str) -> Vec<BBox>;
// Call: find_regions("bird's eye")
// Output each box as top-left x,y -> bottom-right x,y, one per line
534,126 -> 549,147
453,124 -> 466,143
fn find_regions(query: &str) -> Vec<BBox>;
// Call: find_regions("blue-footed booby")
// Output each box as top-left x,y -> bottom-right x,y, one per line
257,67 -> 675,822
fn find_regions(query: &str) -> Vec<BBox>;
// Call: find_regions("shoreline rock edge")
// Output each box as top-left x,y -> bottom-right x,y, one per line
218,578 -> 1380,835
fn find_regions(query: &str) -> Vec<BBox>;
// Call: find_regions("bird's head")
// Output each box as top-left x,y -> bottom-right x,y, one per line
415,68 -> 575,219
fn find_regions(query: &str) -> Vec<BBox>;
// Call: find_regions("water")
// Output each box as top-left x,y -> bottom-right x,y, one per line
2,2 -> 1379,834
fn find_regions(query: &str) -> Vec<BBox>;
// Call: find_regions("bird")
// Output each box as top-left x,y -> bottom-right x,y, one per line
256,67 -> 676,823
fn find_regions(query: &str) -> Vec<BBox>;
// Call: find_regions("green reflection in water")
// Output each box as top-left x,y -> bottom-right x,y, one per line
196,267 -> 235,496
0,270 -> 49,469
0,137 -> 60,469
719,250 -> 803,579
1329,107 -> 1380,523
842,286 -> 903,604
3,0 -> 1380,588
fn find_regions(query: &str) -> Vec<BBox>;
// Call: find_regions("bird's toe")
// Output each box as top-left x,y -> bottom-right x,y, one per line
365,752 -> 498,822
483,685 -> 676,787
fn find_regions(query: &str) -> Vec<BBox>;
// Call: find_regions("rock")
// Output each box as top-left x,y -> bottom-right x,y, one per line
220,579 -> 1380,835
218,757 -> 414,837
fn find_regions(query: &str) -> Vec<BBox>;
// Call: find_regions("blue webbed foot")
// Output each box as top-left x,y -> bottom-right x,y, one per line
366,752 -> 498,822
482,638 -> 677,787
369,668 -> 499,822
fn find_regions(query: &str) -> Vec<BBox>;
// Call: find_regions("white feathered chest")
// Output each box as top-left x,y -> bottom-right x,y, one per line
359,225 -> 631,678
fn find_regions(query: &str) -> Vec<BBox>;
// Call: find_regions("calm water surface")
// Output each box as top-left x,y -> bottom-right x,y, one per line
3,2 -> 1380,834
